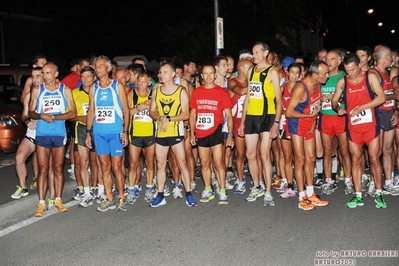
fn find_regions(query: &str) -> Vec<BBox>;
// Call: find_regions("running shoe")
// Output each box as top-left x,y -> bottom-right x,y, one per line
263,193 -> 275,206
164,185 -> 170,197
199,190 -> 215,203
126,190 -> 136,205
79,194 -> 94,208
195,169 -> 202,179
313,178 -> 325,189
150,195 -> 166,207
172,186 -> 183,199
11,185 -> 29,199
365,182 -> 376,197
190,181 -> 197,192
276,181 -> 288,192
298,196 -> 315,211
34,202 -> 46,217
72,188 -> 85,201
55,199 -> 68,212
272,176 -> 282,189
245,187 -> 264,202
117,198 -> 127,212
144,187 -> 155,202
375,192 -> 387,208
321,181 -> 338,195
346,194 -> 364,208
96,193 -> 106,204
234,180 -> 246,195
225,180 -> 234,190
90,187 -> 99,199
280,187 -> 296,199
344,182 -> 354,195
186,195 -> 197,207
382,183 -> 399,196
218,192 -> 228,205
361,174 -> 370,192
98,198 -> 116,212
47,198 -> 55,210
226,170 -> 236,181
308,193 -> 329,206
259,180 -> 266,191
29,177 -> 37,189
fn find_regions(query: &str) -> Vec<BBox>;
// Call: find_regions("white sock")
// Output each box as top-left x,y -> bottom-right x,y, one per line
70,164 -> 75,172
345,177 -> 351,183
282,178 -> 287,183
306,185 -> 314,197
299,191 -> 306,200
326,178 -> 332,183
84,186 -> 90,196
356,192 -> 362,198
385,179 -> 392,186
98,184 -> 105,195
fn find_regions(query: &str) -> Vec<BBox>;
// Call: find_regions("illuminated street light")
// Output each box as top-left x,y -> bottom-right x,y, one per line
367,9 -> 374,14
378,22 -> 383,27
391,30 -> 395,34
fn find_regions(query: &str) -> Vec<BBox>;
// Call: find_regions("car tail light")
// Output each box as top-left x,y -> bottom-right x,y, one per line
0,114 -> 18,126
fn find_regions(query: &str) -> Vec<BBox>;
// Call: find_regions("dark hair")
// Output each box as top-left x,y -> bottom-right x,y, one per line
32,66 -> 42,71
343,53 -> 360,66
160,60 -> 176,72
201,63 -> 216,73
356,45 -> 372,57
127,63 -> 145,74
213,55 -> 228,67
31,54 -> 46,66
80,66 -> 96,76
287,62 -> 302,74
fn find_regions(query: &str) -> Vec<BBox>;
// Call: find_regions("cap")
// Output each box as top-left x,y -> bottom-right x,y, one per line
282,57 -> 295,68
239,53 -> 253,60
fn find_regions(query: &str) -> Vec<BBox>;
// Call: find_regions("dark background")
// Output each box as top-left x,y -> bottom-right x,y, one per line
0,0 -> 396,76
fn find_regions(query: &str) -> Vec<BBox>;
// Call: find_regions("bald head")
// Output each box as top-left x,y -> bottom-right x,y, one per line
237,59 -> 254,78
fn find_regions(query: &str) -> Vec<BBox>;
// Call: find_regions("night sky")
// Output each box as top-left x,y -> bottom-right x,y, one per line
1,0 -> 397,72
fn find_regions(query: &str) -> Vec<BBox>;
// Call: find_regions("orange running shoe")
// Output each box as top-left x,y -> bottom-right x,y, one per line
55,199 -> 69,212
298,196 -> 315,210
308,193 -> 329,206
34,202 -> 46,217
272,176 -> 282,189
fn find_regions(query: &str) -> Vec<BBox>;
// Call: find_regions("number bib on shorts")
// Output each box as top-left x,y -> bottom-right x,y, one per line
249,81 -> 262,99
196,113 -> 214,130
96,106 -> 115,123
350,108 -> 373,126
237,96 -> 245,118
42,95 -> 62,113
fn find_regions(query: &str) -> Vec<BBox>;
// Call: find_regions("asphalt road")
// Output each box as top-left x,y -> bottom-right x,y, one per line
0,151 -> 398,266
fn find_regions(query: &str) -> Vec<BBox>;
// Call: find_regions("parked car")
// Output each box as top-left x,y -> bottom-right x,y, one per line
0,94 -> 25,153
0,65 -> 32,87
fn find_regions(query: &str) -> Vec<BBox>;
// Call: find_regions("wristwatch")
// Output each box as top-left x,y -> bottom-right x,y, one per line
166,115 -> 171,122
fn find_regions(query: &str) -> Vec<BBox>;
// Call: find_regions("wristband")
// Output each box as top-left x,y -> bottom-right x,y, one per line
122,131 -> 128,134
274,121 -> 279,124
228,132 -> 234,137
86,129 -> 93,134
24,118 -> 31,124
166,115 -> 171,122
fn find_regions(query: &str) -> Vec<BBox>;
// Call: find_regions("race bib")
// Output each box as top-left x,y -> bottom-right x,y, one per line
237,96 -> 245,118
82,103 -> 89,116
321,99 -> 332,110
310,100 -> 320,114
249,81 -> 262,99
280,114 -> 286,130
134,109 -> 152,122
350,108 -> 373,126
42,95 -> 62,113
196,113 -> 214,130
96,106 -> 115,123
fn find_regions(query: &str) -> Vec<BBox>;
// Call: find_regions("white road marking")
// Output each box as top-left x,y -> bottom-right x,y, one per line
0,200 -> 79,237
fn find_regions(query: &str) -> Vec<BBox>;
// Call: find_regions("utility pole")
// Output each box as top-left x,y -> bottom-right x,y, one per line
214,0 -> 220,56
